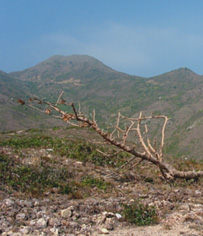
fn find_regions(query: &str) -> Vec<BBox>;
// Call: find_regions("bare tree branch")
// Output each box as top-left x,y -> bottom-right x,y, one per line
18,96 -> 203,181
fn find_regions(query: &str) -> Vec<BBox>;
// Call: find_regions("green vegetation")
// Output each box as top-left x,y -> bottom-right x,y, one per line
82,175 -> 111,191
0,152 -> 73,195
0,136 -> 54,149
0,150 -> 112,197
0,134 -> 129,167
0,132 -> 124,196
123,201 -> 158,226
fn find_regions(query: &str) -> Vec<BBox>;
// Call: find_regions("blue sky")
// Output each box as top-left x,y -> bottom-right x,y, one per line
1,0 -> 203,77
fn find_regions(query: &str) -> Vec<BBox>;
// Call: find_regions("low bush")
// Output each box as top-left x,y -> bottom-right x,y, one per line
123,201 -> 158,226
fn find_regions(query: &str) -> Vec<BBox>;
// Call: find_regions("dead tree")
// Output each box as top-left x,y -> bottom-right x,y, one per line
18,95 -> 203,181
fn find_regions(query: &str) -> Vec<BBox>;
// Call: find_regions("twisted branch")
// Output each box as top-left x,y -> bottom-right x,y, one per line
18,95 -> 203,181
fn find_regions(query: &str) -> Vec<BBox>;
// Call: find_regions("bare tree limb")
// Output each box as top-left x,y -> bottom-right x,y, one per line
18,96 -> 203,181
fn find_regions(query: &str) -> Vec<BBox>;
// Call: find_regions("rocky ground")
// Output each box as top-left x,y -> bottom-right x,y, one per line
0,128 -> 202,236
1,182 -> 202,236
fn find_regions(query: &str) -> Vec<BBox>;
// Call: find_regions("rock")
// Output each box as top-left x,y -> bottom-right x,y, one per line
105,218 -> 115,230
69,221 -> 81,230
36,210 -> 46,218
50,226 -> 59,235
174,189 -> 180,193
36,218 -> 48,229
4,199 -> 14,207
61,206 -> 74,218
100,228 -> 109,234
29,220 -> 36,226
24,200 -> 34,208
76,161 -> 83,165
96,214 -> 106,224
16,213 -> 27,221
195,190 -> 201,196
18,199 -> 33,208
49,217 -> 61,227
46,148 -> 54,152
33,200 -> 40,206
19,226 -> 31,234
115,213 -> 122,220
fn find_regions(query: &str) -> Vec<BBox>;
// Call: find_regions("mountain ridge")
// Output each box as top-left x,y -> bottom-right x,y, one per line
9,55 -> 201,80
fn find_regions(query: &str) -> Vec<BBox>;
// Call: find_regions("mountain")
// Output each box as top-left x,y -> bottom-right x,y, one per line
10,55 -> 145,119
10,55 -> 118,81
0,55 -> 202,160
142,68 -> 203,160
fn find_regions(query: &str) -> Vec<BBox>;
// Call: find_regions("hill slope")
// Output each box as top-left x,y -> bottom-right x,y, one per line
0,70 -> 66,131
0,70 -> 28,131
1,55 -> 202,160
0,127 -> 202,235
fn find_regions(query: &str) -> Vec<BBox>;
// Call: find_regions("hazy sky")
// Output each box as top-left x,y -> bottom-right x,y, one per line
1,0 -> 203,77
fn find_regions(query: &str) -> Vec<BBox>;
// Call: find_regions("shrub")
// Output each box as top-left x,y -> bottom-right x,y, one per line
123,201 -> 158,226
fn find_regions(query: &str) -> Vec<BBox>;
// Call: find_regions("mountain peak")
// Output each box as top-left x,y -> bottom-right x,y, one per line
9,54 -> 124,81
151,67 -> 200,80
172,67 -> 198,75
45,54 -> 98,63
40,54 -> 111,68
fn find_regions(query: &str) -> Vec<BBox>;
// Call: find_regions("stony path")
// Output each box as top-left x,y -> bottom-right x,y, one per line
0,192 -> 202,236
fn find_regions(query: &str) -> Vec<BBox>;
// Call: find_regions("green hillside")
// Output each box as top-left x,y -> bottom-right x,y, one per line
0,55 -> 202,160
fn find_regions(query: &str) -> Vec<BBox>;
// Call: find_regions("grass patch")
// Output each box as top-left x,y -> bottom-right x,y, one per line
0,153 -> 73,195
0,135 -> 129,167
82,175 -> 111,191
123,201 -> 158,226
0,136 -> 54,149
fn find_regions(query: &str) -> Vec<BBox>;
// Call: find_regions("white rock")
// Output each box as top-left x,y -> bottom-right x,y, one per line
46,148 -> 54,152
195,190 -> 201,195
115,213 -> 122,220
76,161 -> 83,165
100,228 -> 109,234
36,218 -> 48,229
34,200 -> 40,206
61,207 -> 73,218
4,199 -> 14,206
29,220 -> 36,226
